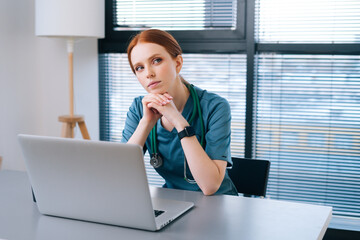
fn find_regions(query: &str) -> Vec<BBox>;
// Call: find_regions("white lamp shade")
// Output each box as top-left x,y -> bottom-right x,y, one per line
35,0 -> 104,38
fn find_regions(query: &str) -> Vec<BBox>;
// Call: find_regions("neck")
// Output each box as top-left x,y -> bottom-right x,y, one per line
170,77 -> 190,112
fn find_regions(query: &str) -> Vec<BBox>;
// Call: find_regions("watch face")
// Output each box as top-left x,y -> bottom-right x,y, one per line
185,126 -> 195,136
178,126 -> 196,140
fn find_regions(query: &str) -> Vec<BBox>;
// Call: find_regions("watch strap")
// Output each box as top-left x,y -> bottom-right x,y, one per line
178,126 -> 196,140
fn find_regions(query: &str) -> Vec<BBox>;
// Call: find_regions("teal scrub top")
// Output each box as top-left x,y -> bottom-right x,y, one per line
121,85 -> 238,196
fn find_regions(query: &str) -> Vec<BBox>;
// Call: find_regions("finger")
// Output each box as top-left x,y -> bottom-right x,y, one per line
144,94 -> 165,106
147,102 -> 159,110
159,95 -> 172,105
163,93 -> 173,100
150,94 -> 170,106
154,94 -> 171,105
147,103 -> 160,114
151,108 -> 159,114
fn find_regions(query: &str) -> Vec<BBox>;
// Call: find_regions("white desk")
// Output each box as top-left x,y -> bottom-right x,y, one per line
0,170 -> 332,240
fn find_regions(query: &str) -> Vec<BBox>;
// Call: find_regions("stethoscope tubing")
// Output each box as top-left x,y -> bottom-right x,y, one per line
150,83 -> 205,184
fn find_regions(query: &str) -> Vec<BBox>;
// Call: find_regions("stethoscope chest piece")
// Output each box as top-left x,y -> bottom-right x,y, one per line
150,153 -> 163,168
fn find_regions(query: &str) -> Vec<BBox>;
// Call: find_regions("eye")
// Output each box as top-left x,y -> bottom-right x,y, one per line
153,58 -> 162,64
135,65 -> 144,72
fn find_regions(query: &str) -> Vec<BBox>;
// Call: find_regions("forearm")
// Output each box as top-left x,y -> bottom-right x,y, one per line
127,119 -> 154,147
174,121 -> 226,196
180,136 -> 226,195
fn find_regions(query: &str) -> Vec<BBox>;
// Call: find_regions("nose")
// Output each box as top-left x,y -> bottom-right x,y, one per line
146,66 -> 155,79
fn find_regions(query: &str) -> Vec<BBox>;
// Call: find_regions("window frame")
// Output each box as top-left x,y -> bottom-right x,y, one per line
99,0 -> 247,53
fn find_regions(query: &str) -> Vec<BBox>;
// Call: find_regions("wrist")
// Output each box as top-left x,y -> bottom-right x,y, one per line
175,119 -> 190,132
139,118 -> 156,132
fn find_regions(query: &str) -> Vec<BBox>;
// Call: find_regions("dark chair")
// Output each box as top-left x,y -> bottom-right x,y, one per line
228,157 -> 271,198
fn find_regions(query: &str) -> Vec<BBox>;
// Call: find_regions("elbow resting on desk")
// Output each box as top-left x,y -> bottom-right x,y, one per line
196,160 -> 227,196
198,176 -> 223,196
202,187 -> 220,196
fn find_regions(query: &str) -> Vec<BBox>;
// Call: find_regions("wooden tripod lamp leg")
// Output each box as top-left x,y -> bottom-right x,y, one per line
61,122 -> 75,138
78,121 -> 90,140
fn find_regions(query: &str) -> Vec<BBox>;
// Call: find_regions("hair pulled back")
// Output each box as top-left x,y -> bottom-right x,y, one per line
127,29 -> 182,74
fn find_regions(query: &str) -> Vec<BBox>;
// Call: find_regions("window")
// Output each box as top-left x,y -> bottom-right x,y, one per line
114,0 -> 238,30
256,54 -> 360,217
256,0 -> 360,43
254,0 -> 360,225
100,0 -> 246,53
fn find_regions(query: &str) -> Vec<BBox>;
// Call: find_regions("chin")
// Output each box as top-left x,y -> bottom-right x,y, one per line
148,88 -> 166,94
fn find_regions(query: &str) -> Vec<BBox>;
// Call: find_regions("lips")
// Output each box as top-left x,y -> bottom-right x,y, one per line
147,81 -> 161,89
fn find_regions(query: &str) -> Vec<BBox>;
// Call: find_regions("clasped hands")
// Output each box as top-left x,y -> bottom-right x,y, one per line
142,93 -> 182,127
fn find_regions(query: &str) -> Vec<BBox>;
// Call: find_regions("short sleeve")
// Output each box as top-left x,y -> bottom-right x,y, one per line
204,98 -> 232,167
121,97 -> 143,143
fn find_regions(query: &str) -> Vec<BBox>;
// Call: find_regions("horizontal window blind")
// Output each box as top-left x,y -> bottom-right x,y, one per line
255,0 -> 360,43
114,0 -> 237,30
181,54 -> 247,158
99,53 -> 247,186
255,54 -> 360,218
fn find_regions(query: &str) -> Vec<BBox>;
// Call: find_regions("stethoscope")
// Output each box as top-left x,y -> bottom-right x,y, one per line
150,83 -> 205,184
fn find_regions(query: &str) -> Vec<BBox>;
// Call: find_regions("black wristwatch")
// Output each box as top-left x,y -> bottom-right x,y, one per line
178,126 -> 196,140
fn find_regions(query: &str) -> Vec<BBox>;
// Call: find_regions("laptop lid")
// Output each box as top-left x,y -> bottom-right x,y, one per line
18,134 -> 193,231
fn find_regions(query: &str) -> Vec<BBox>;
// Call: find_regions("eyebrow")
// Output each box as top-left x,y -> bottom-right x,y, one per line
133,53 -> 162,67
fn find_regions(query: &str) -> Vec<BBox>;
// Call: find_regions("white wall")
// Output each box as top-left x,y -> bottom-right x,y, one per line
0,0 -> 99,171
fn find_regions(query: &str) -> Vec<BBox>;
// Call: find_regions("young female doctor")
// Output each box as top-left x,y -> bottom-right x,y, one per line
121,29 -> 238,196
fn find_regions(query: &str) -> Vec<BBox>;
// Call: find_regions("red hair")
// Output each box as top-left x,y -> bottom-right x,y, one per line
127,29 -> 182,74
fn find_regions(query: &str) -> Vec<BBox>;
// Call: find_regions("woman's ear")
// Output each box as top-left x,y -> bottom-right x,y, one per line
175,55 -> 183,74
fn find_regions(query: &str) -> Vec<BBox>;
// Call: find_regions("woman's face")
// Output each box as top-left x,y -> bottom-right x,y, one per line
130,42 -> 182,94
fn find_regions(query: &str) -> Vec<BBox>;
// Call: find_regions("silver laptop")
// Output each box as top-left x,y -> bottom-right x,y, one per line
18,134 -> 194,231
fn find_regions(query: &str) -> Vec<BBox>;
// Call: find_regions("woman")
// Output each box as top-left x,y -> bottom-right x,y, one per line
122,29 -> 238,196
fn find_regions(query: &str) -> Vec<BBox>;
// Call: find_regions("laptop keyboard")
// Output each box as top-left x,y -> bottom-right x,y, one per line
154,210 -> 165,217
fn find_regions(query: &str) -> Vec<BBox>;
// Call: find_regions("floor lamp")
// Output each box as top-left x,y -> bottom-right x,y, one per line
35,0 -> 104,139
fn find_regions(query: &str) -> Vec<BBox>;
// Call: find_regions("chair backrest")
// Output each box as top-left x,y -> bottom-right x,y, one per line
228,157 -> 271,197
